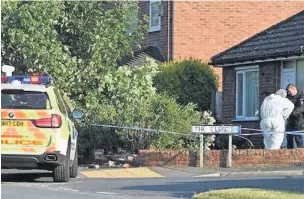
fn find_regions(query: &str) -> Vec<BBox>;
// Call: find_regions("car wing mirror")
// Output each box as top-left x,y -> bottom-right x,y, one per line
72,111 -> 83,119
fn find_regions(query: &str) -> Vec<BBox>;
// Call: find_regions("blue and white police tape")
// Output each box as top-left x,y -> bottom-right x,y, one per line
241,127 -> 304,136
89,123 -> 304,138
90,123 -> 257,147
89,123 -> 196,136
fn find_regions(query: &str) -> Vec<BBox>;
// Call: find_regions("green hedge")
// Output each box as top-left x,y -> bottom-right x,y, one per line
153,58 -> 219,112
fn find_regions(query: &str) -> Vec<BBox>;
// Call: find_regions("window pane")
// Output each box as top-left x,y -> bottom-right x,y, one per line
296,60 -> 304,93
1,90 -> 49,109
245,71 -> 259,117
151,2 -> 160,27
237,73 -> 243,116
283,61 -> 294,70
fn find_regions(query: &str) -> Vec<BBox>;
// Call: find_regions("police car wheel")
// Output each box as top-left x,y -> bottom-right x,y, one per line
53,143 -> 71,182
70,146 -> 78,178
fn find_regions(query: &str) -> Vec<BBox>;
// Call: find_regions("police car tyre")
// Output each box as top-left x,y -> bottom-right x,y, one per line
53,142 -> 71,182
70,146 -> 78,178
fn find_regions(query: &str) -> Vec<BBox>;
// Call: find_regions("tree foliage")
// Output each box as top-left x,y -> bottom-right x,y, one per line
153,58 -> 219,112
1,1 -> 216,154
2,1 -> 147,99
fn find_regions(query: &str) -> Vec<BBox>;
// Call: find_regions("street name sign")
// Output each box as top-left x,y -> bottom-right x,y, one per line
191,124 -> 241,168
191,125 -> 240,134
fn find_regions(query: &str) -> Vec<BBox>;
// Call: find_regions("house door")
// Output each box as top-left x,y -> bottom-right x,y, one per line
281,62 -> 299,148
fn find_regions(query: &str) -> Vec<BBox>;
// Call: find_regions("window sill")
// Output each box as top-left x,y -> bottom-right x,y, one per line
149,28 -> 161,33
232,118 -> 260,122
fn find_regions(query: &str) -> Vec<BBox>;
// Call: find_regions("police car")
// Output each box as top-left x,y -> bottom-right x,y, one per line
1,65 -> 82,182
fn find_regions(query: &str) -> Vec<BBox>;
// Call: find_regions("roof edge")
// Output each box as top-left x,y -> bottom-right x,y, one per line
210,54 -> 304,67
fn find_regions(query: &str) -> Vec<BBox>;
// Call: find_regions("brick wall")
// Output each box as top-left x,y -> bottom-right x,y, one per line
222,65 -> 236,123
172,1 -> 304,92
139,1 -> 304,91
259,61 -> 282,100
138,1 -> 172,60
139,149 -> 304,168
138,1 -> 303,122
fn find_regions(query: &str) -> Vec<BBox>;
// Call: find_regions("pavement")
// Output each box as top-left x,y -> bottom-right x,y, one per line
79,166 -> 304,179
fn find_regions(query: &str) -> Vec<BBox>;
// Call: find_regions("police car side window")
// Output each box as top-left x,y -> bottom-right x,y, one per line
54,89 -> 68,116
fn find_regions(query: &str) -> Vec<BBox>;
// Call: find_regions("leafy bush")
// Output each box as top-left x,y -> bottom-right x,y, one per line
76,58 -> 216,153
148,94 -> 216,151
154,58 -> 219,112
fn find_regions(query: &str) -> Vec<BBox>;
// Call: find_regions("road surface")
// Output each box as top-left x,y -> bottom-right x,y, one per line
2,170 -> 304,199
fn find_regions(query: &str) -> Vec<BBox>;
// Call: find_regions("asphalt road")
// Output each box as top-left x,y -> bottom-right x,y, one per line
2,170 -> 304,199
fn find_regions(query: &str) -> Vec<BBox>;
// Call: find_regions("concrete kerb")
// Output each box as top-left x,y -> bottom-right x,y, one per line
195,169 -> 304,178
149,166 -> 304,178
219,169 -> 304,177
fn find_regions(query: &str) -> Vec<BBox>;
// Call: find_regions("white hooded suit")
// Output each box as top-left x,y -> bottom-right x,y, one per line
260,90 -> 294,150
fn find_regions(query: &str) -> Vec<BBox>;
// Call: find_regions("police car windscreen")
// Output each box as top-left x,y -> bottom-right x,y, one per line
1,90 -> 49,109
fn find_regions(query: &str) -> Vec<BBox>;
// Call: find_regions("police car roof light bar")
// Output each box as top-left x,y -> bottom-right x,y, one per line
1,76 -> 8,83
1,75 -> 52,85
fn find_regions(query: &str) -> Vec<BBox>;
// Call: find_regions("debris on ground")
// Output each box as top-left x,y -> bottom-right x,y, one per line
79,148 -> 141,169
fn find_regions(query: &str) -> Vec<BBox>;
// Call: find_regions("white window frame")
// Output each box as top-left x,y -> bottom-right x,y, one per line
281,59 -> 303,88
235,66 -> 260,121
149,0 -> 161,32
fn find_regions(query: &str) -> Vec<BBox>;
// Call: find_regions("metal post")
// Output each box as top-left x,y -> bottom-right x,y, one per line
227,134 -> 232,168
200,134 -> 204,168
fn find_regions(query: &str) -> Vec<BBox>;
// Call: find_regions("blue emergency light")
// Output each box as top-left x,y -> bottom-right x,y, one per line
1,75 -> 52,85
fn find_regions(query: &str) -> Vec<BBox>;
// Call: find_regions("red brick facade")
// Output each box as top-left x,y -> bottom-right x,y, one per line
138,1 -> 173,61
139,149 -> 304,168
139,1 -> 304,92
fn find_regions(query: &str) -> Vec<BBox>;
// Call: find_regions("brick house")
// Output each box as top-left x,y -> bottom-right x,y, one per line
210,10 -> 304,148
138,1 -> 304,121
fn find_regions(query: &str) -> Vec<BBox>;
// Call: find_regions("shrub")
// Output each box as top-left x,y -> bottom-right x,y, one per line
153,58 -> 219,112
148,93 -> 216,151
76,58 -> 217,154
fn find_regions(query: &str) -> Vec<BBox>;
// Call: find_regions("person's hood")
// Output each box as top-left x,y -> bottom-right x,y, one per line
275,89 -> 287,98
268,94 -> 277,99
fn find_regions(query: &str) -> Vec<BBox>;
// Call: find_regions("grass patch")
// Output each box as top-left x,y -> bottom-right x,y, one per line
193,188 -> 304,199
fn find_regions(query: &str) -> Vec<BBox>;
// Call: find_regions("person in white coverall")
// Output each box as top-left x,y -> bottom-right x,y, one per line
260,89 -> 295,150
